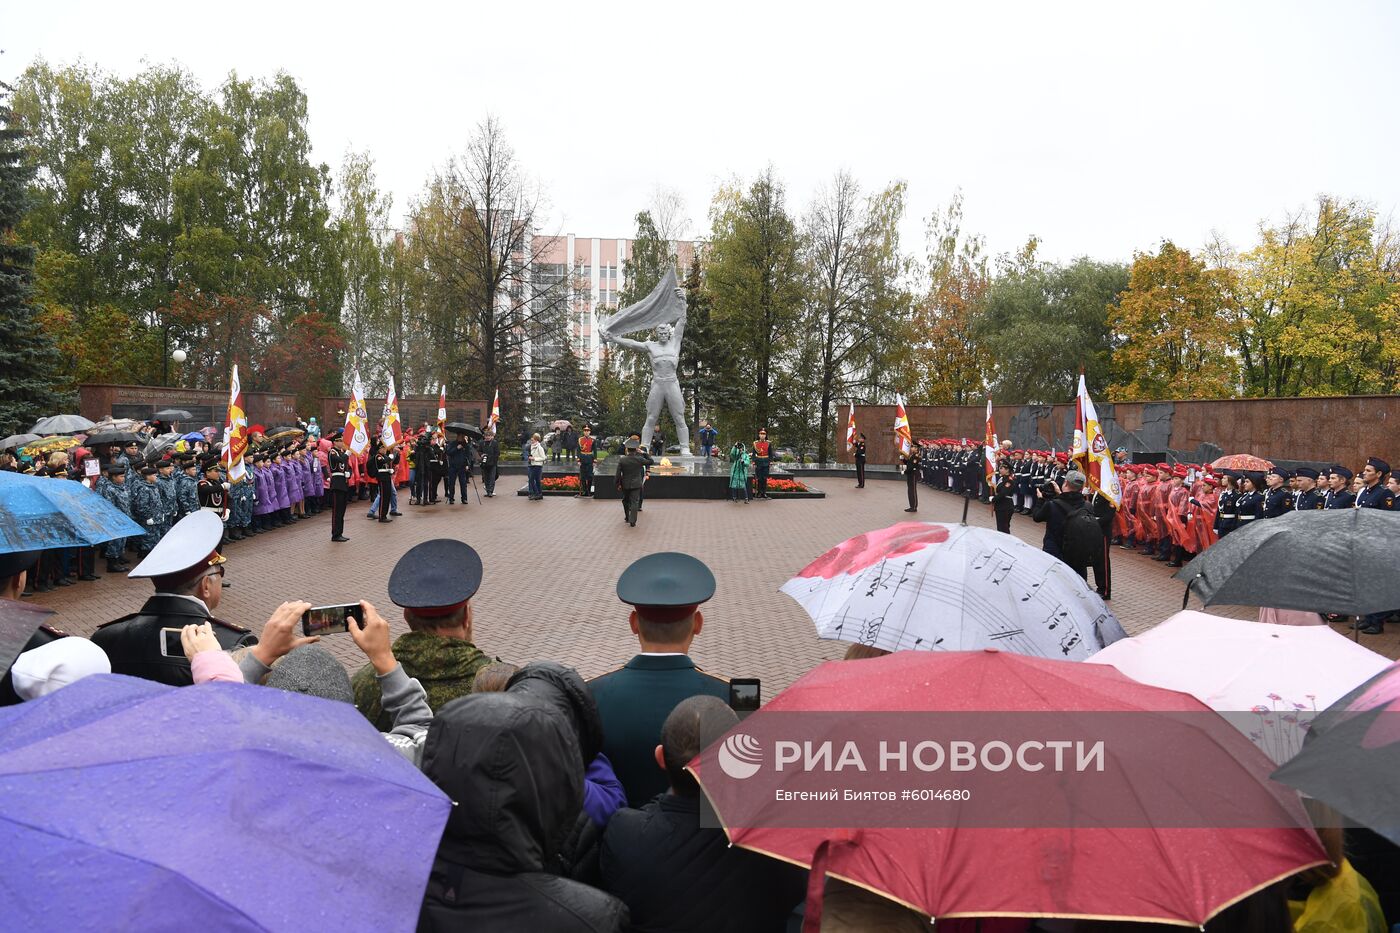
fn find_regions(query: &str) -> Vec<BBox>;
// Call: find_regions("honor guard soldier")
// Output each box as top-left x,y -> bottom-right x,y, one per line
1323,466 -> 1355,509
752,429 -> 773,498
1292,467 -> 1326,511
328,431 -> 351,542
587,552 -> 730,806
1261,467 -> 1293,518
197,455 -> 230,535
91,511 -> 257,686
853,434 -> 867,488
577,424 -> 597,497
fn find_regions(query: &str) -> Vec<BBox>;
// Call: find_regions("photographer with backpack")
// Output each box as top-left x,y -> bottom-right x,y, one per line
1033,470 -> 1105,587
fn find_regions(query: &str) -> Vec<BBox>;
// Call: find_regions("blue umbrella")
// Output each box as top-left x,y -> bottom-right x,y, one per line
182,430 -> 206,441
0,674 -> 450,931
0,471 -> 145,554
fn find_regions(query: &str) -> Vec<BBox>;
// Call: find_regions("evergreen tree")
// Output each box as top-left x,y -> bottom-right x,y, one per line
0,87 -> 69,434
678,257 -> 741,426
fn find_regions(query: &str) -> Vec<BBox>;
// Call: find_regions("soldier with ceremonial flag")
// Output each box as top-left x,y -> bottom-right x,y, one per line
1071,374 -> 1120,599
894,395 -> 917,513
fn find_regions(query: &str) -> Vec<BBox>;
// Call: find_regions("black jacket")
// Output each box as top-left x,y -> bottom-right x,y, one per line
327,448 -> 350,491
479,438 -> 500,467
600,793 -> 806,932
418,693 -> 627,933
616,451 -> 652,491
91,594 -> 257,686
1033,490 -> 1086,561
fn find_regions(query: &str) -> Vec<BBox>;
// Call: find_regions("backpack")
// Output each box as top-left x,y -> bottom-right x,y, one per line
1061,503 -> 1105,567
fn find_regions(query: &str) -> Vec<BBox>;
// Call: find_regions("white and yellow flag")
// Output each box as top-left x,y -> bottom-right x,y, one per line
893,395 -> 912,456
224,363 -> 248,483
345,368 -> 370,456
1071,373 -> 1121,507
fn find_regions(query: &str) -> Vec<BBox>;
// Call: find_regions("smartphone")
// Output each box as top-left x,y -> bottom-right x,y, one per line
729,678 -> 761,717
302,603 -> 364,637
159,627 -> 185,658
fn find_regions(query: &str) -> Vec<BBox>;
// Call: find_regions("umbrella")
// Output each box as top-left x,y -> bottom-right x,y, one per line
29,414 -> 95,435
143,432 -> 186,459
87,417 -> 144,433
781,521 -> 1126,659
265,425 -> 306,442
1174,509 -> 1400,616
84,430 -> 143,446
0,471 -> 145,553
1088,610 -> 1392,763
1272,661 -> 1400,845
1211,453 -> 1274,471
0,599 -> 56,676
182,430 -> 206,442
445,421 -> 483,439
152,408 -> 193,421
692,650 -> 1326,928
0,434 -> 40,452
0,674 -> 450,930
18,436 -> 79,458
551,418 -> 573,430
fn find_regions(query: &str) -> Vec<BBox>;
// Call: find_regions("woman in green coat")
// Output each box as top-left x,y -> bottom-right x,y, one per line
728,441 -> 751,503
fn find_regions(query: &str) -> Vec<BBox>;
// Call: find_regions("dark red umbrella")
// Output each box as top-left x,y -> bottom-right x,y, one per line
691,650 -> 1325,929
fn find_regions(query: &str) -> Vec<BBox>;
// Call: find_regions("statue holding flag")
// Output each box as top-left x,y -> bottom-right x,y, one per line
599,268 -> 691,456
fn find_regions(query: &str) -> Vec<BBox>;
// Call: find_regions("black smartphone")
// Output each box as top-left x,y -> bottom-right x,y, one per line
302,603 -> 364,637
729,678 -> 761,715
160,627 -> 184,658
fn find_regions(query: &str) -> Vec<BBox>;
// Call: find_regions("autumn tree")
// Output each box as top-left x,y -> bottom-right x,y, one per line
894,192 -> 989,405
801,172 -> 911,460
402,117 -> 566,422
1108,241 -> 1239,399
705,168 -> 805,434
1232,197 -> 1400,396
335,150 -> 392,388
973,241 -> 1129,404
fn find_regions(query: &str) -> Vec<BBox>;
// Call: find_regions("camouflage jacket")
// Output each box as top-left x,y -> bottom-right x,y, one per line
352,631 -> 489,732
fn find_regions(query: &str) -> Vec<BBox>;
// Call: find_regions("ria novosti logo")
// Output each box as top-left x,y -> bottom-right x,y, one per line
718,733 -> 763,779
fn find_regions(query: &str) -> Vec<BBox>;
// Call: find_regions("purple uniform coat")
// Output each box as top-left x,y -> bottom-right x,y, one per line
253,467 -> 274,516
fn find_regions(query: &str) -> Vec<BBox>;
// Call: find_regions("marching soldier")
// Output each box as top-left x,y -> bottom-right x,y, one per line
577,423 -> 597,497
91,511 -> 258,686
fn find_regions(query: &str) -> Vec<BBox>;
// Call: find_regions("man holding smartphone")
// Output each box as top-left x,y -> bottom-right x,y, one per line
91,511 -> 258,686
588,552 -> 733,806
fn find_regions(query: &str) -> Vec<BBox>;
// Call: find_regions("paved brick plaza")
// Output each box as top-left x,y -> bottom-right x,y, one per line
30,476 -> 1399,692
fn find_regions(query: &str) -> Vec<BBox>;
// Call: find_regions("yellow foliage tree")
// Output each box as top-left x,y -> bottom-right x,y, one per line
1108,241 -> 1239,400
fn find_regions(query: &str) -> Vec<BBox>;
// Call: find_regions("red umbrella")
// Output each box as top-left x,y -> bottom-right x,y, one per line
692,650 -> 1325,930
1211,453 -> 1274,471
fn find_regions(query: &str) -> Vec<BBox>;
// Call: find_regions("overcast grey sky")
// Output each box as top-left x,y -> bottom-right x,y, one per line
10,0 -> 1399,264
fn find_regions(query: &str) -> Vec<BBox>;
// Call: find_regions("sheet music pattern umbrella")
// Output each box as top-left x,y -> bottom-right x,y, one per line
781,521 -> 1126,659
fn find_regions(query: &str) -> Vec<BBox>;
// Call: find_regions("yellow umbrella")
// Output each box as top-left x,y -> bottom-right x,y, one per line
20,436 -> 81,458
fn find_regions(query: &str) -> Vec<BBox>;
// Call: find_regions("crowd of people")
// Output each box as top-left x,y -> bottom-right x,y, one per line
2,504 -> 1397,931
903,440 -> 1398,634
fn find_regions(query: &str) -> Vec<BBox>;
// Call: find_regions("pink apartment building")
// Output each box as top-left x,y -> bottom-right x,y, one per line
530,234 -> 696,372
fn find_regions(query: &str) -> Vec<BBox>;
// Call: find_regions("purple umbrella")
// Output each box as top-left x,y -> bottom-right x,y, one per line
0,674 -> 450,931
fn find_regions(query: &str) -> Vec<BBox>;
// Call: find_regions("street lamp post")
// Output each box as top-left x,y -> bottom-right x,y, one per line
162,324 -> 193,387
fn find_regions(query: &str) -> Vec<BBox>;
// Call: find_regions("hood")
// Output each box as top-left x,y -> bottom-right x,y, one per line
505,661 -> 602,766
422,693 -> 583,873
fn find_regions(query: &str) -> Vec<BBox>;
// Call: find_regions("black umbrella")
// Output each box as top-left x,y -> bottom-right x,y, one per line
84,430 -> 143,446
153,409 -> 194,421
445,422 -> 483,439
1271,662 -> 1400,845
1174,509 -> 1400,616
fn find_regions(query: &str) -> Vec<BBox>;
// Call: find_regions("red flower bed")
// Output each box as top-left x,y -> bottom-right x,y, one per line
541,475 -> 581,490
752,477 -> 808,493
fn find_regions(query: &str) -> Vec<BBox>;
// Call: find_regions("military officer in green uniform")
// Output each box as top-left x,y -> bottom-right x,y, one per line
351,538 -> 491,731
588,552 -> 731,806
